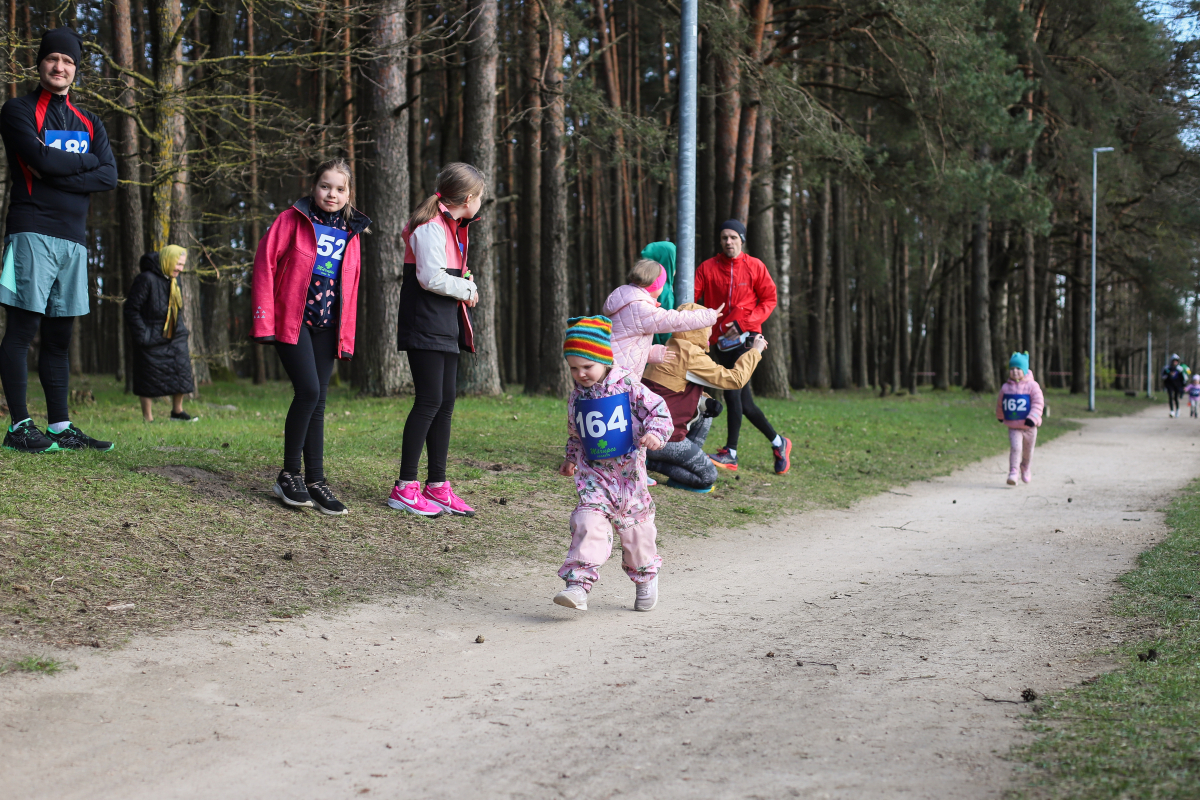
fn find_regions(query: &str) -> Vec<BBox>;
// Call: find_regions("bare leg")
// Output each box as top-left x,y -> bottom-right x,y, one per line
172,393 -> 184,414
140,396 -> 154,422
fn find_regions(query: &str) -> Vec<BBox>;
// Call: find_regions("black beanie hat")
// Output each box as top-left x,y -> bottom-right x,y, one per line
719,219 -> 747,241
37,27 -> 83,67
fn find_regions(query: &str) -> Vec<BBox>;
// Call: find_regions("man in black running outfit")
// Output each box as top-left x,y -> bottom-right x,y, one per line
0,27 -> 117,453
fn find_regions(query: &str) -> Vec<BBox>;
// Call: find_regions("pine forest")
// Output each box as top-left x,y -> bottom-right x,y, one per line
2,0 -> 1199,399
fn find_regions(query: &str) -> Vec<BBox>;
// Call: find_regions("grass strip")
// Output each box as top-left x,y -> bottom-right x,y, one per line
1013,478 -> 1200,798
0,376 -> 1153,648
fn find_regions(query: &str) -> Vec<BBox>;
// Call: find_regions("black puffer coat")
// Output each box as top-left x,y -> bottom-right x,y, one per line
125,252 -> 195,398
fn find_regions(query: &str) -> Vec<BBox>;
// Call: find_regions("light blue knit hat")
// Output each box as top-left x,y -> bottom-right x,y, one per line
1009,351 -> 1029,372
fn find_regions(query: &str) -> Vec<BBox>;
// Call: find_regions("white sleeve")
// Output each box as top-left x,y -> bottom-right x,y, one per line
409,222 -> 477,301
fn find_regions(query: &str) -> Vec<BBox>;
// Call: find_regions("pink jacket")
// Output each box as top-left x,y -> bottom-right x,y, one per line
602,284 -> 719,379
996,372 -> 1045,429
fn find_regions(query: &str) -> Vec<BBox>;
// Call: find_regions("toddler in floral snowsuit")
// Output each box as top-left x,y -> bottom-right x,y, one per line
555,316 -> 674,613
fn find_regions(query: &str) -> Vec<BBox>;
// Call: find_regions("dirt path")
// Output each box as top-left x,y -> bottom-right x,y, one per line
3,408 -> 1196,799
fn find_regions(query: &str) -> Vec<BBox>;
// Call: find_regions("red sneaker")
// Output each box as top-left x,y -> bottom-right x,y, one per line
422,481 -> 476,517
708,447 -> 739,471
772,436 -> 792,475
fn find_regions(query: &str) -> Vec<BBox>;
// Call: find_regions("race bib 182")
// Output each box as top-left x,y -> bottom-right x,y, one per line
574,392 -> 636,460
1002,393 -> 1031,421
312,223 -> 347,280
45,130 -> 90,154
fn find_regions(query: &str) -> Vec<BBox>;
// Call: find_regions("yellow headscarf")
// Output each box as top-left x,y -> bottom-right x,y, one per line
159,245 -> 186,338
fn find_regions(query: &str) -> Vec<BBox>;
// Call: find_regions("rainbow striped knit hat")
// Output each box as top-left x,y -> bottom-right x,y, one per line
562,316 -> 614,365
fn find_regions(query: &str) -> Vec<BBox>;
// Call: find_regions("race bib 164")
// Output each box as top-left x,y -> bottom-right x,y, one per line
45,130 -> 90,154
1002,393 -> 1031,421
575,392 -> 636,460
312,223 -> 348,280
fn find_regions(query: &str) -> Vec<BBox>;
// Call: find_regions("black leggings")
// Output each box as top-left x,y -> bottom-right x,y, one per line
714,344 -> 777,450
274,326 -> 337,482
1168,387 -> 1182,413
0,305 -> 74,425
400,349 -> 458,483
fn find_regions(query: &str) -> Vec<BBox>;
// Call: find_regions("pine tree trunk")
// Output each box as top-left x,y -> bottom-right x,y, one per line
896,227 -> 910,394
458,0 -> 501,395
713,0 -> 740,222
807,177 -> 830,388
989,220 -> 1010,389
113,0 -> 145,392
1024,226 -> 1036,366
537,13 -> 572,397
355,0 -> 412,396
831,180 -> 850,388
968,201 -> 994,393
408,4 -> 424,206
697,32 -> 716,262
1071,216 -> 1087,394
747,116 -> 788,398
520,0 -> 542,393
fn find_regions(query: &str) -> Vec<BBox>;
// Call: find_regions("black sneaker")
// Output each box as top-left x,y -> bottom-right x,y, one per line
773,436 -> 792,475
2,419 -> 60,453
170,410 -> 198,422
46,423 -> 114,452
273,470 -> 313,508
307,480 -> 349,516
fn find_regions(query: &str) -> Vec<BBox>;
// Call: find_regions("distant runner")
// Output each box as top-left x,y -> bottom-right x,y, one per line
1161,354 -> 1190,419
0,27 -> 117,452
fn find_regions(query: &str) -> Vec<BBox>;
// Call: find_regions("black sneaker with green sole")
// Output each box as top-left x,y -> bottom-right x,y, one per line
46,424 -> 115,452
2,420 -> 61,453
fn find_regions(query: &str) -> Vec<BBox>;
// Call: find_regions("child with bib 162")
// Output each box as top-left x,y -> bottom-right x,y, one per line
555,316 -> 674,613
995,351 -> 1044,486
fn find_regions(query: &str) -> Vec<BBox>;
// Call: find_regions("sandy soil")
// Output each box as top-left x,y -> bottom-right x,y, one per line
2,407 -> 1197,799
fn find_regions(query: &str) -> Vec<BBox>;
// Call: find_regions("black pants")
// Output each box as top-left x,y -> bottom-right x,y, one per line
274,326 -> 337,482
400,349 -> 458,483
714,342 -> 777,450
1168,386 -> 1182,413
0,305 -> 74,425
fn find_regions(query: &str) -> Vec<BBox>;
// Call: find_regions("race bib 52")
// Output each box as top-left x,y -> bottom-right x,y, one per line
312,223 -> 347,280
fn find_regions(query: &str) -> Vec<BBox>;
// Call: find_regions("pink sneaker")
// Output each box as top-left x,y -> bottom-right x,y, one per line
1021,465 -> 1032,484
388,480 -> 444,517
1007,469 -> 1018,486
422,481 -> 476,517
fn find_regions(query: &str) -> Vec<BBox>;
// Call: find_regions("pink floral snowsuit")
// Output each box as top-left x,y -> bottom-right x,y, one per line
995,371 -> 1045,474
559,365 -> 674,590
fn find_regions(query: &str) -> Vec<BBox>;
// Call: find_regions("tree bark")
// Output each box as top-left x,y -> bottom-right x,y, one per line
830,180 -> 850,388
896,225 -> 909,394
355,0 -> 412,396
458,0 -> 501,395
113,0 -> 146,392
697,32 -> 716,261
1071,213 -> 1087,394
968,200 -> 994,393
520,0 -> 542,393
713,0 -> 740,222
537,10 -> 572,397
807,177 -> 830,388
749,116 -> 788,398
1023,226 -> 1036,367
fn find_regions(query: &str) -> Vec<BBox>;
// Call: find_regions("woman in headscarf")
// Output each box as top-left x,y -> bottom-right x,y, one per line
124,245 -> 197,422
640,241 -> 677,347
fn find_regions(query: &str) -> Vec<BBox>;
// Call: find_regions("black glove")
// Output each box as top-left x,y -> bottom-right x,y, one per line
703,398 -> 724,418
1023,418 -> 1036,428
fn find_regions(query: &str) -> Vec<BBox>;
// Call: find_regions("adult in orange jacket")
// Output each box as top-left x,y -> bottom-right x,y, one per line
694,219 -> 791,475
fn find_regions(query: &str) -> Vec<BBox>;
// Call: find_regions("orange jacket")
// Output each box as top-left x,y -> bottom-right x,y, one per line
694,252 -> 777,344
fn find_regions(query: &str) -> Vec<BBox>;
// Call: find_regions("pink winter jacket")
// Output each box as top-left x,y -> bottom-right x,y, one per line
996,372 -> 1045,429
602,284 -> 719,379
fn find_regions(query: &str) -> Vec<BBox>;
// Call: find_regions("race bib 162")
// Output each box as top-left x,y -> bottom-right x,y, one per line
45,130 -> 90,154
312,223 -> 348,280
1002,393 -> 1031,421
575,392 -> 636,460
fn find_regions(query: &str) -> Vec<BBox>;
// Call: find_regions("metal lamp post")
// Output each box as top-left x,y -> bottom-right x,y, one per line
1089,146 -> 1114,412
673,0 -> 699,304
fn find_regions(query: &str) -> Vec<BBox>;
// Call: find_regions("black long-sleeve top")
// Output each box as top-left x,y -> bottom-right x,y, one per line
1,87 -> 117,246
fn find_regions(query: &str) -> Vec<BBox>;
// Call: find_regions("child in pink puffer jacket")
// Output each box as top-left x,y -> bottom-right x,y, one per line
995,351 -> 1044,486
602,259 -> 722,380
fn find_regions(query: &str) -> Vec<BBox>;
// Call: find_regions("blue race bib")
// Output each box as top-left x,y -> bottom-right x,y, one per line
575,393 -> 636,460
1002,393 -> 1031,421
312,223 -> 348,279
45,130 -> 90,154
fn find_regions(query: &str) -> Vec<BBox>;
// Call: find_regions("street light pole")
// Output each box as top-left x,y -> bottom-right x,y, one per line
674,0 -> 699,304
1089,146 -> 1114,412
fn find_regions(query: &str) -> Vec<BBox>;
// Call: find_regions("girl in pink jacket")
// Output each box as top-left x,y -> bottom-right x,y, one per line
995,351 -> 1044,485
601,258 -> 721,380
